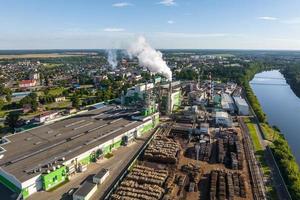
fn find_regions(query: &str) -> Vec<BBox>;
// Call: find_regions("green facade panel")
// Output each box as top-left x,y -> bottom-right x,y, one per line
79,155 -> 93,165
42,166 -> 67,191
22,187 -> 29,199
103,145 -> 111,154
112,140 -> 122,149
139,123 -> 154,135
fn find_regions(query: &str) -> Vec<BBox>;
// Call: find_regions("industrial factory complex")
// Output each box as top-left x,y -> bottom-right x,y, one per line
0,104 -> 159,199
0,75 -> 267,200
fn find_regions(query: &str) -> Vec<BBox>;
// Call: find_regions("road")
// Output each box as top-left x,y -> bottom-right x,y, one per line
253,121 -> 292,200
28,131 -> 152,200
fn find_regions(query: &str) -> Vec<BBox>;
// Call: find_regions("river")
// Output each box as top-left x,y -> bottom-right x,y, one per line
250,70 -> 300,165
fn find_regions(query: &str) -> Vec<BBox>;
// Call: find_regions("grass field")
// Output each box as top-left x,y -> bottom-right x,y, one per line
260,123 -> 279,142
244,117 -> 262,152
47,87 -> 66,96
0,53 -> 81,59
243,117 -> 278,199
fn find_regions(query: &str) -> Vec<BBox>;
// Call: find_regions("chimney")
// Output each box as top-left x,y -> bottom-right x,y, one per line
167,81 -> 172,114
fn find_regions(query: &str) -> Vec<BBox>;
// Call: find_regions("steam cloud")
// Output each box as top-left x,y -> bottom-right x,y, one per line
127,36 -> 172,81
106,49 -> 118,68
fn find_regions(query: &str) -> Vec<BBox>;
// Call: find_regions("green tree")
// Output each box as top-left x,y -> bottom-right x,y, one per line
71,95 -> 80,109
5,112 -> 20,130
0,99 -> 4,110
5,94 -> 12,102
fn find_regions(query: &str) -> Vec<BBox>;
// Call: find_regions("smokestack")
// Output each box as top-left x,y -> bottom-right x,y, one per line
168,81 -> 172,114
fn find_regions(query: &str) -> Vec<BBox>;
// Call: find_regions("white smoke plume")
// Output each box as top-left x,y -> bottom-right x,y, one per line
127,36 -> 172,81
106,49 -> 118,69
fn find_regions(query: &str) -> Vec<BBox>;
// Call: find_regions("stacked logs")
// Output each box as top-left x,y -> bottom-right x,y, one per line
210,170 -> 218,200
217,138 -> 225,163
217,131 -> 244,170
181,163 -> 201,192
227,173 -> 234,200
111,165 -> 167,200
144,136 -> 179,164
127,165 -> 168,186
218,171 -> 226,200
209,170 -> 247,200
198,142 -> 212,161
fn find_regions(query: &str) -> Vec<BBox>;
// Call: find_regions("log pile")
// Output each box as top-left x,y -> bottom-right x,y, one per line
144,135 -> 179,164
217,131 -> 244,170
127,165 -> 168,186
209,170 -> 247,200
210,170 -> 218,200
217,138 -> 225,163
181,163 -> 202,191
111,165 -> 167,200
197,142 -> 211,161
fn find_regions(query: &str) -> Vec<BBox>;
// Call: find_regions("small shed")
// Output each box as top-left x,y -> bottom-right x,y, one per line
73,181 -> 97,200
93,168 -> 109,184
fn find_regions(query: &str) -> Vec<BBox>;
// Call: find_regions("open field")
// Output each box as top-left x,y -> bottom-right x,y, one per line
0,53 -> 82,59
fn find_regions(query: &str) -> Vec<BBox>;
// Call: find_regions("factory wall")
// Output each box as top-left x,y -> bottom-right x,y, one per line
161,91 -> 181,113
41,166 -> 67,191
21,174 -> 43,198
171,91 -> 181,111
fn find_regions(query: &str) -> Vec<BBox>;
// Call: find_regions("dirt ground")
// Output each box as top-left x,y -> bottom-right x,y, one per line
140,124 -> 254,200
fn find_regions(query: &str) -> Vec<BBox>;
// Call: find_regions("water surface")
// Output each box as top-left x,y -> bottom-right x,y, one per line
250,70 -> 300,164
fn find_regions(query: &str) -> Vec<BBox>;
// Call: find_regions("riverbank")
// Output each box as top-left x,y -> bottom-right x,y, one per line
281,66 -> 300,98
245,69 -> 300,199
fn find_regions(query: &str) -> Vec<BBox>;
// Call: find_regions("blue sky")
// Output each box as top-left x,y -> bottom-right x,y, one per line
1,0 -> 300,50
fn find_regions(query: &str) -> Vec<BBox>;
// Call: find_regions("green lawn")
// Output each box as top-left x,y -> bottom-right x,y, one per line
45,100 -> 71,110
47,87 -> 66,96
244,117 -> 262,152
260,123 -> 279,142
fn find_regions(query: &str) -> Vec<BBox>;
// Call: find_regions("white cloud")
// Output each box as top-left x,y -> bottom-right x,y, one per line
158,0 -> 176,6
112,2 -> 132,7
103,28 -> 125,32
258,16 -> 278,21
167,20 -> 175,24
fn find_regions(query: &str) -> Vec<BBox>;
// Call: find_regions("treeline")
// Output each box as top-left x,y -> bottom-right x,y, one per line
281,64 -> 300,98
240,62 -> 270,123
271,132 -> 300,199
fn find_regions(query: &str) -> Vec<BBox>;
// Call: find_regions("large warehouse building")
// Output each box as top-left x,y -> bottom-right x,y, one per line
0,105 -> 159,199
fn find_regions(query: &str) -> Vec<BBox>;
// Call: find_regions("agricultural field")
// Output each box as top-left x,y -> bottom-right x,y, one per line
0,53 -> 81,59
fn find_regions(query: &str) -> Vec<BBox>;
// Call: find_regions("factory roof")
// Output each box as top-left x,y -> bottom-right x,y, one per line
215,111 -> 230,119
73,181 -> 97,197
221,93 -> 235,111
94,168 -> 109,180
233,96 -> 248,107
0,106 -> 146,182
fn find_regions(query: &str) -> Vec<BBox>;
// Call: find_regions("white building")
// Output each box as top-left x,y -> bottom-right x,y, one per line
93,168 -> 109,185
34,111 -> 59,123
215,111 -> 232,127
221,93 -> 235,113
233,97 -> 249,115
55,96 -> 66,102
